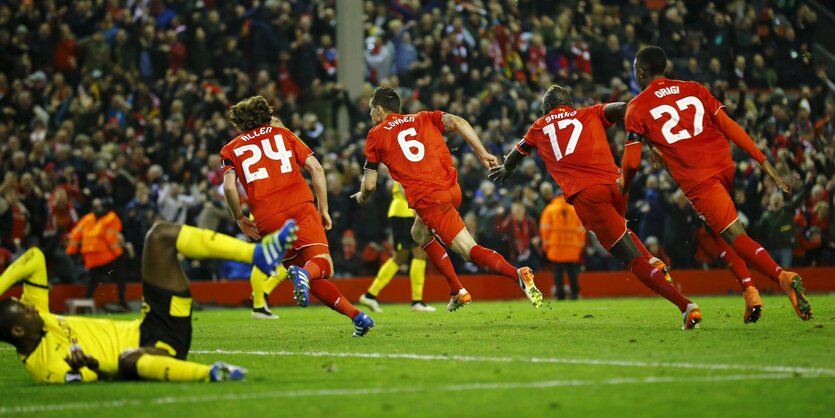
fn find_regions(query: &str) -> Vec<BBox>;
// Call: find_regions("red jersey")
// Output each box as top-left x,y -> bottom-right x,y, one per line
365,111 -> 457,208
220,125 -> 314,229
518,104 -> 620,201
625,78 -> 732,193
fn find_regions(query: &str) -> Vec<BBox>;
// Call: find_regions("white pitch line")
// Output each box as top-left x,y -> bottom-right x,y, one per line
0,373 -> 821,415
190,349 -> 835,377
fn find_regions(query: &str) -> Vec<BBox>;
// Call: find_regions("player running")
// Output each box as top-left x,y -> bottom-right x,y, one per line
0,221 -> 297,383
358,181 -> 435,313
221,96 -> 374,337
353,87 -> 543,311
624,46 -> 812,322
490,85 -> 702,329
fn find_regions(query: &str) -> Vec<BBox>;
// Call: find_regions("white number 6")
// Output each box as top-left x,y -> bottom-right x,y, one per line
397,127 -> 425,162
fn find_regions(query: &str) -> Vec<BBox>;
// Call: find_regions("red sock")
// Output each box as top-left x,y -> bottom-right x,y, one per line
629,256 -> 691,312
715,236 -> 754,289
628,230 -> 654,260
309,279 -> 360,319
468,245 -> 518,280
731,235 -> 782,282
422,239 -> 464,294
304,258 -> 331,280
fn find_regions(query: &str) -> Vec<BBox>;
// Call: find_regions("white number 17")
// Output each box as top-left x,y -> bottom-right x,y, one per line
543,119 -> 583,161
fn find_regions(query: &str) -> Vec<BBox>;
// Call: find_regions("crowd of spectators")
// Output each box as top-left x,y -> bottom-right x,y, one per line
0,0 -> 833,287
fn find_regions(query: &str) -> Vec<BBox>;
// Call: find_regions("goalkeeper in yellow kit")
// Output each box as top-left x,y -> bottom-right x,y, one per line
0,220 -> 297,383
358,181 -> 434,312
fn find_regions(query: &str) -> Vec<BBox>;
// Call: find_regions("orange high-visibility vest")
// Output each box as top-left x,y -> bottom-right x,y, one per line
66,211 -> 123,269
539,195 -> 586,263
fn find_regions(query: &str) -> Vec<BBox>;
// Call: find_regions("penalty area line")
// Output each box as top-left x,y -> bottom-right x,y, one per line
0,373 -> 821,415
190,349 -> 835,377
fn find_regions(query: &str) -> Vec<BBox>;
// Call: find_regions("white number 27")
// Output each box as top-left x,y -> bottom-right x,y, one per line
649,96 -> 704,144
234,134 -> 294,183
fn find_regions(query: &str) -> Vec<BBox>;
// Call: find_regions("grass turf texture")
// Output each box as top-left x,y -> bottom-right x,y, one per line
0,294 -> 833,418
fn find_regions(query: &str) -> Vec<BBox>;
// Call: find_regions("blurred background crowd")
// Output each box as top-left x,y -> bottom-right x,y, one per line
1,0 -> 833,291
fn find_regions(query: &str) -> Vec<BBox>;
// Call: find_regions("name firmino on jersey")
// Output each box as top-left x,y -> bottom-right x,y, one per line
654,86 -> 680,98
383,116 -> 415,130
240,126 -> 273,141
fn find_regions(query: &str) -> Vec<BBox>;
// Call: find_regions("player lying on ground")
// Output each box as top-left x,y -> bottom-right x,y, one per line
359,181 -> 435,313
624,45 -> 812,322
490,85 -> 702,329
0,220 -> 297,383
222,96 -> 374,336
353,87 -> 543,311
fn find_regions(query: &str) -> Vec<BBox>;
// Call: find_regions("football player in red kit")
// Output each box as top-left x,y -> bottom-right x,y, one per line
221,96 -> 374,337
490,85 -> 702,330
353,87 -> 543,311
624,46 -> 812,322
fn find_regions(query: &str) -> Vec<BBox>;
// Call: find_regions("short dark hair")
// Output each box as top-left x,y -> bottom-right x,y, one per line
227,96 -> 273,132
0,298 -> 17,343
370,87 -> 401,113
635,46 -> 668,76
541,85 -> 573,114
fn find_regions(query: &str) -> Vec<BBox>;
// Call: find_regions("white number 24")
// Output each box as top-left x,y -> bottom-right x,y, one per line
543,119 -> 583,161
649,96 -> 704,144
234,134 -> 293,183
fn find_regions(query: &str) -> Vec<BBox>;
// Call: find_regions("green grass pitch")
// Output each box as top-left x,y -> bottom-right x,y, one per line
1,294 -> 833,418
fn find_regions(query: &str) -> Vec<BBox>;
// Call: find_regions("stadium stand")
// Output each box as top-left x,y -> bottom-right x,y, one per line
0,0 -> 833,290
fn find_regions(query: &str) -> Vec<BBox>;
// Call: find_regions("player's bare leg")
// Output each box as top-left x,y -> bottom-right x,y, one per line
610,230 -> 700,329
449,228 -> 543,309
411,218 -> 469,310
720,220 -> 812,320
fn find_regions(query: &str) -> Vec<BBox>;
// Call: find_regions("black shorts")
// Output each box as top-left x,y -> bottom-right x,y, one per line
139,282 -> 192,360
390,216 -> 416,251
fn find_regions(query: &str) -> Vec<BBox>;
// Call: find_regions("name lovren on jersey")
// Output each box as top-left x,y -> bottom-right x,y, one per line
382,116 -> 415,130
239,126 -> 274,141
654,85 -> 681,98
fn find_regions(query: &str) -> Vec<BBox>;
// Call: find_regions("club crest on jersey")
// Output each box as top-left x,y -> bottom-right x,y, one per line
240,126 -> 273,141
654,86 -> 680,98
383,116 -> 415,130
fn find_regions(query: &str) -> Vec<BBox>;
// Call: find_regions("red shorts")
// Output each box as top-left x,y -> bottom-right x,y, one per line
258,202 -> 330,265
685,167 -> 738,234
571,183 -> 628,250
413,184 -> 466,246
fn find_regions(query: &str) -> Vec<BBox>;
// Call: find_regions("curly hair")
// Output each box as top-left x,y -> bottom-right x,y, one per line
227,96 -> 273,132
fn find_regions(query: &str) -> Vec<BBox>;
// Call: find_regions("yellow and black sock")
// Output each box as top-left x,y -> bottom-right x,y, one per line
175,225 -> 254,263
368,259 -> 399,297
136,354 -> 212,382
410,258 -> 427,302
0,248 -> 50,313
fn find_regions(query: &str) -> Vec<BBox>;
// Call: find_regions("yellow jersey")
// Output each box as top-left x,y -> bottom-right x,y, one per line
387,182 -> 415,218
21,313 -> 141,383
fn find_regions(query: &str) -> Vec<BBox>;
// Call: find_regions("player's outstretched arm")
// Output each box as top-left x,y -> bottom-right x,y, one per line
603,102 -> 627,124
714,109 -> 790,194
442,113 -> 499,168
489,143 -> 529,184
352,166 -> 378,206
222,170 -> 261,240
620,133 -> 643,194
303,155 -> 332,230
